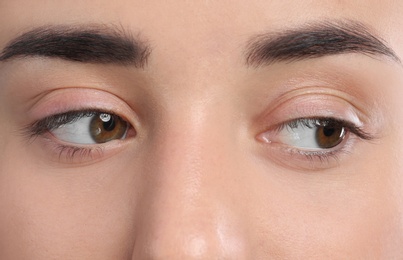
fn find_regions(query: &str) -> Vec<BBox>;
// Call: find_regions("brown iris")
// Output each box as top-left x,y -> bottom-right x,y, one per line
315,123 -> 345,149
89,113 -> 128,143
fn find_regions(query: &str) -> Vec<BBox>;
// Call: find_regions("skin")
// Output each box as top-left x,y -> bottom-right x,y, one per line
0,0 -> 403,259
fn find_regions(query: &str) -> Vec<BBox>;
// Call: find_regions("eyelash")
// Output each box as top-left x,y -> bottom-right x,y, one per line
54,144 -> 101,161
26,109 -> 101,136
276,117 -> 372,139
24,110 -> 374,167
271,117 -> 374,164
23,109 -> 125,161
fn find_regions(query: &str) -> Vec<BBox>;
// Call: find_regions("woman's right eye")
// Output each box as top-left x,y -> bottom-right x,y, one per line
29,110 -> 132,145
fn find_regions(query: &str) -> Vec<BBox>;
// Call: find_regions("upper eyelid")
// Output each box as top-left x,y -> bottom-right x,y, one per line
26,87 -> 139,123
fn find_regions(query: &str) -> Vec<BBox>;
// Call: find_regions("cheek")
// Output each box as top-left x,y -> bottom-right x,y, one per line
253,192 -> 399,258
0,149 -> 138,259
246,157 -> 402,258
379,129 -> 403,254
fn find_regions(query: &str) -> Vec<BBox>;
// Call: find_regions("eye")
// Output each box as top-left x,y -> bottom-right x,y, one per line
29,110 -> 132,145
257,117 -> 374,170
275,118 -> 346,150
52,112 -> 128,144
259,117 -> 373,152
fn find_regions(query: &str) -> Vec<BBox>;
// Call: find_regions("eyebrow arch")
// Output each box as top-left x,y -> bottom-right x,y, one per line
0,25 -> 151,67
245,20 -> 401,67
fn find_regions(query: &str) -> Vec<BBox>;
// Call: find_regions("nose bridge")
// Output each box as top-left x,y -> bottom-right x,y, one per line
150,94 -> 230,183
131,102 -> 248,258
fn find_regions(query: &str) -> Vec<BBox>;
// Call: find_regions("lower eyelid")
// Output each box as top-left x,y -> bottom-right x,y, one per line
257,131 -> 358,171
33,131 -> 131,165
55,145 -> 103,163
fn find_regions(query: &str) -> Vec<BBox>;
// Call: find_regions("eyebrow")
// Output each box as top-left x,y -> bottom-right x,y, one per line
245,20 -> 401,67
0,25 -> 151,67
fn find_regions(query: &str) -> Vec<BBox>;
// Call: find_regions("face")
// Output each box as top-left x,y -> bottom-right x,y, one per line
1,0 -> 403,258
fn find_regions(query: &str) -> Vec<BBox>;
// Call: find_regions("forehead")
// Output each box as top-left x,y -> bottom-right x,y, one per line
0,1 -> 401,33
0,1 -> 400,26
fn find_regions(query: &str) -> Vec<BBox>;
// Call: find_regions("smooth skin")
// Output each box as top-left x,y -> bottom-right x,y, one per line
1,0 -> 403,259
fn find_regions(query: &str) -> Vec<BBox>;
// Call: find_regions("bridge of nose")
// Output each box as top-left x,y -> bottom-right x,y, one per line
129,102 -> 251,259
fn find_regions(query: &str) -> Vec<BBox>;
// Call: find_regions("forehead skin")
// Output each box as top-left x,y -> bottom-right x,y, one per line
1,0 -> 403,259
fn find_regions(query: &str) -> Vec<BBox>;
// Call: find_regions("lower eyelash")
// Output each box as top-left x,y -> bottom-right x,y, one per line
55,144 -> 104,163
284,131 -> 357,167
291,146 -> 346,163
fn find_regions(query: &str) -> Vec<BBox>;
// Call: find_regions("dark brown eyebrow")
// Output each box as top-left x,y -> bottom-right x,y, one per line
245,20 -> 400,67
0,25 -> 151,68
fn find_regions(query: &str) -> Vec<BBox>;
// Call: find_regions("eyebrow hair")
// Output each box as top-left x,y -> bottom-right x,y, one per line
0,25 -> 151,67
245,20 -> 401,67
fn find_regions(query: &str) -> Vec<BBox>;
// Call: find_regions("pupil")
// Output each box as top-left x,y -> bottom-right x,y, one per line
323,127 -> 335,137
102,116 -> 116,131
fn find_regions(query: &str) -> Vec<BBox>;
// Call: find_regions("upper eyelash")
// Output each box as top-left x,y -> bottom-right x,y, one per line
23,109 -> 115,137
278,117 -> 375,141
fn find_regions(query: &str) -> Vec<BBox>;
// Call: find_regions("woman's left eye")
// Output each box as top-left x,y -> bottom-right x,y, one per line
259,118 -> 371,151
273,118 -> 346,150
29,110 -> 131,145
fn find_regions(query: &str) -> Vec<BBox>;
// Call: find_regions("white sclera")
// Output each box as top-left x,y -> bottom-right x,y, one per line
277,123 -> 344,150
279,125 -> 320,149
52,116 -> 97,144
